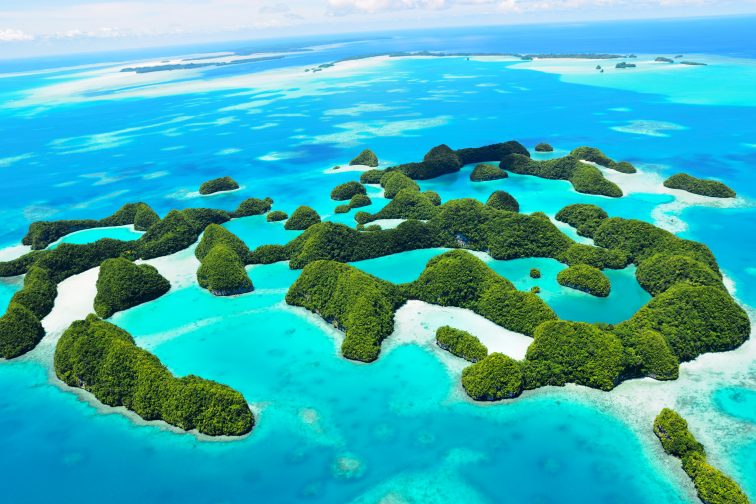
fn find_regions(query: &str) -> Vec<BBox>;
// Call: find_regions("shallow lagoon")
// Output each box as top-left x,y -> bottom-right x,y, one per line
1,18 -> 755,503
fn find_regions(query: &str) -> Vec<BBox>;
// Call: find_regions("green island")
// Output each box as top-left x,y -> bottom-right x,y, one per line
336,192 -> 373,214
663,173 -> 736,198
530,268 -> 541,278
470,163 -> 507,182
653,408 -> 750,504
435,326 -> 488,362
0,139 -> 750,440
557,264 -> 611,297
267,210 -> 288,222
55,315 -> 255,436
534,143 -> 553,152
23,202 -> 159,250
569,146 -> 637,173
232,197 -> 273,217
94,257 -> 171,318
501,153 -> 624,197
285,206 -> 321,230
196,225 -> 253,296
331,181 -> 367,201
349,149 -> 379,167
199,176 -> 240,195
486,190 -> 519,212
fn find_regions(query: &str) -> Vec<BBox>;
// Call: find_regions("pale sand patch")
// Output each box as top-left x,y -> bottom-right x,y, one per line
323,164 -> 373,174
368,219 -> 408,229
388,300 -> 532,360
0,243 -> 31,261
40,267 -> 99,355
582,161 -> 753,233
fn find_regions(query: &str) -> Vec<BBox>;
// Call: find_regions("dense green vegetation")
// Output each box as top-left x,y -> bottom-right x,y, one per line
663,173 -> 736,198
94,258 -> 171,318
22,202 -> 159,249
267,210 -> 288,222
555,203 -> 608,237
530,268 -> 541,279
349,149 -> 379,167
197,245 -> 253,296
616,284 -> 749,362
0,303 -> 45,359
631,329 -> 679,380
233,197 -> 273,217
526,321 -> 625,390
138,210 -> 204,260
55,315 -> 254,436
654,409 -> 749,504
486,191 -> 519,212
557,264 -> 611,297
286,260 -> 406,362
559,243 -> 630,269
360,169 -> 385,184
592,217 -> 718,270
470,163 -> 507,182
408,251 -> 557,335
330,181 -> 366,201
424,190 -> 442,206
284,206 -> 321,230
461,353 -> 524,400
435,326 -> 488,362
195,224 -> 250,261
10,266 -> 57,319
501,153 -> 623,197
455,141 -> 530,165
132,203 -> 161,230
534,143 -> 553,152
380,171 -> 420,198
199,176 -> 240,195
349,193 -> 371,209
569,146 -> 636,173
635,253 -> 723,296
389,141 -> 529,180
355,189 -> 437,224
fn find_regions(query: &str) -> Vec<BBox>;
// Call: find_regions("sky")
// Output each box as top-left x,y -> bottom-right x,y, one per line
1,0 -> 756,57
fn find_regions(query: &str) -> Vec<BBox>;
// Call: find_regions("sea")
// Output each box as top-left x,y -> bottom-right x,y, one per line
0,16 -> 754,504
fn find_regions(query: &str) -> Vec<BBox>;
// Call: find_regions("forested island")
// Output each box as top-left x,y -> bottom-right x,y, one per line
0,139 -> 747,438
663,173 -> 736,198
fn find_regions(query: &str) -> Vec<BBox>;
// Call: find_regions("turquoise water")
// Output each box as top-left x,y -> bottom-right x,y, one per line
48,226 -> 144,249
0,17 -> 754,503
0,275 -> 23,313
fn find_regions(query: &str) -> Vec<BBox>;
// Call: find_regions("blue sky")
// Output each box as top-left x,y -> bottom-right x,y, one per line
1,0 -> 756,57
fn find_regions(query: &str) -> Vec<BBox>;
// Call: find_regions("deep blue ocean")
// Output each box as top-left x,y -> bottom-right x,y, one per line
0,16 -> 754,504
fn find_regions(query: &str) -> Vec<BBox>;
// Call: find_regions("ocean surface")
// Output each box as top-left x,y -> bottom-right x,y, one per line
0,16 -> 754,503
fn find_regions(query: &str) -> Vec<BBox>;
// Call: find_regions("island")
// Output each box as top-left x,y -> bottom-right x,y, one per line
349,149 -> 379,167
284,206 -> 321,230
557,264 -> 611,297
663,173 -> 736,198
199,176 -> 240,195
462,353 -> 524,400
534,143 -> 553,152
23,202 -> 159,250
55,315 -> 255,436
330,181 -> 367,201
195,225 -> 253,296
615,62 -> 636,68
470,163 -> 507,182
436,326 -> 488,362
654,409 -> 749,504
655,57 -> 674,63
569,146 -> 637,173
267,210 -> 288,222
530,268 -> 541,279
486,190 -> 519,212
232,197 -> 273,217
94,257 -> 171,318
0,138 -> 749,440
